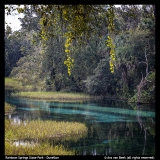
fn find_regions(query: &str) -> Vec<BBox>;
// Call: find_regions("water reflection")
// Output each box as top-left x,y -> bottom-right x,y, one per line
5,95 -> 155,155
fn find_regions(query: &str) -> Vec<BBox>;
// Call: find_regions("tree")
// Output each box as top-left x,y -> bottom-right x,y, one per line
5,4 -> 116,75
84,58 -> 118,96
10,30 -> 45,91
136,46 -> 155,104
114,17 -> 155,102
18,6 -> 41,32
5,27 -> 24,77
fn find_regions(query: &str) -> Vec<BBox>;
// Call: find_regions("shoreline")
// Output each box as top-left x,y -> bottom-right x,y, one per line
8,91 -> 155,104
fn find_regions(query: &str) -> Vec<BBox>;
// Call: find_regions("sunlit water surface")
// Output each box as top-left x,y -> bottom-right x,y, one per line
5,91 -> 155,155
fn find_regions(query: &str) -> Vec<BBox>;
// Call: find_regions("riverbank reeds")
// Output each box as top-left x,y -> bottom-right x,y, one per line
5,77 -> 100,101
5,119 -> 88,141
11,91 -> 92,101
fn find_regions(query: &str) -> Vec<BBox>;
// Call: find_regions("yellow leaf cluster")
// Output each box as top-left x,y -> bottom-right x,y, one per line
106,35 -> 116,73
64,55 -> 74,76
64,32 -> 74,76
105,5 -> 116,73
107,5 -> 115,32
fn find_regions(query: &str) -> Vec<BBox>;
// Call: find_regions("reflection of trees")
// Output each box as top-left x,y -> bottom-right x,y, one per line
93,99 -> 130,109
108,122 -> 154,155
10,100 -> 56,121
136,104 -> 155,155
74,113 -> 155,155
14,104 -> 41,121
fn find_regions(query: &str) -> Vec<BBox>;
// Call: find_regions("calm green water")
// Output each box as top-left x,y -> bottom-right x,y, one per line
5,91 -> 155,155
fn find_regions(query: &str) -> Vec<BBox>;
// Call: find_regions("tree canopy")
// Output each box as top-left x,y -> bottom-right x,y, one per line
5,4 -> 116,75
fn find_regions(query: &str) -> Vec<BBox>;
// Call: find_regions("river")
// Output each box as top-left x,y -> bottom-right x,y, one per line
5,90 -> 155,156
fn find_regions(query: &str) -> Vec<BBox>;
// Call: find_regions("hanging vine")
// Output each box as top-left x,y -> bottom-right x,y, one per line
62,5 -> 90,76
63,31 -> 74,76
106,35 -> 115,73
106,5 -> 116,73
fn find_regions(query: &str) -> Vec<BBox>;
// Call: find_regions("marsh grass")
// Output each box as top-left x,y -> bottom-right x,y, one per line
5,102 -> 15,114
5,120 -> 88,141
5,119 -> 87,155
5,141 -> 74,155
5,77 -> 99,101
11,91 -> 92,101
5,77 -> 45,91
5,77 -> 23,90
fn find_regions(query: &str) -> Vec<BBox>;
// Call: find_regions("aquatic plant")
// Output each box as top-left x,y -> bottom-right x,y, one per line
5,119 -> 88,141
5,119 -> 87,155
5,141 -> 74,155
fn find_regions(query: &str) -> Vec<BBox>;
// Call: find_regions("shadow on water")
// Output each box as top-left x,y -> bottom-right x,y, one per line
5,89 -> 155,155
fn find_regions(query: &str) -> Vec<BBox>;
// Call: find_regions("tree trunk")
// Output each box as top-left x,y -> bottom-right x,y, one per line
136,46 -> 150,104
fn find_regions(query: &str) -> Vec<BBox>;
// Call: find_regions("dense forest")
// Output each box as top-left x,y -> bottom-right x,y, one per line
5,4 -> 155,104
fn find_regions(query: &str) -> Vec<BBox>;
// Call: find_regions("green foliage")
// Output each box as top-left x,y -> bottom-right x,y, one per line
84,58 -> 118,96
5,4 -> 116,75
5,77 -> 23,90
5,5 -> 155,104
5,29 -> 23,76
136,71 -> 155,103
106,35 -> 116,73
114,24 -> 155,101
128,94 -> 137,103
64,32 -> 74,76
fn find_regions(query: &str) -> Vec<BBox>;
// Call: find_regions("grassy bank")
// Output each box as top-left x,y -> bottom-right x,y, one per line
11,91 -> 92,101
5,119 -> 88,155
5,77 -> 45,91
5,77 -> 95,102
5,77 -> 23,90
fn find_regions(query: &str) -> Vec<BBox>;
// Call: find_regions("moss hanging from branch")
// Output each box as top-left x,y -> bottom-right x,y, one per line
106,5 -> 116,73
